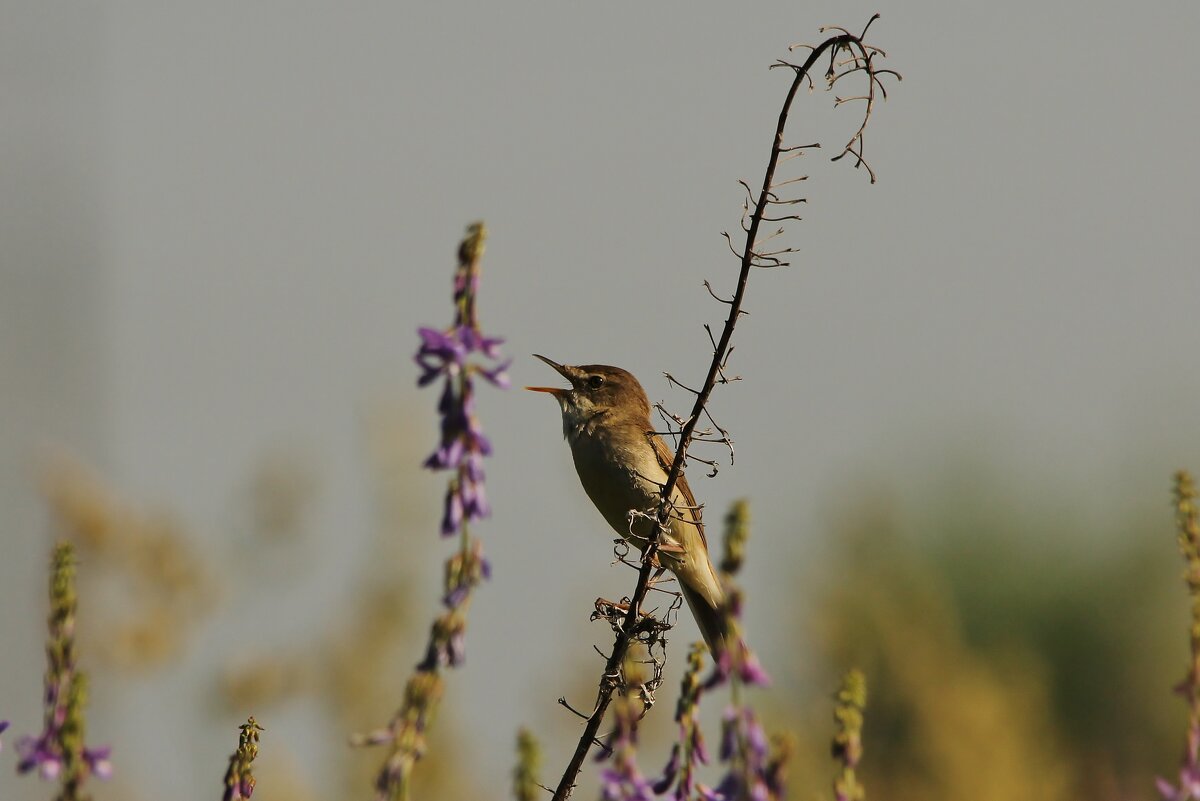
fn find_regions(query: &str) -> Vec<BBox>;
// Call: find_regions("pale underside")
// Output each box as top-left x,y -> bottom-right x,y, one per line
564,414 -> 725,616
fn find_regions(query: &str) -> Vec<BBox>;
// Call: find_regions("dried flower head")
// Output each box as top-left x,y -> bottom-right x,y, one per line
1159,471 -> 1200,801
222,717 -> 264,801
513,727 -> 542,801
832,669 -> 868,801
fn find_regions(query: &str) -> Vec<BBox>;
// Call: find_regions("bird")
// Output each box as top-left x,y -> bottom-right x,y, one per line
526,354 -> 733,656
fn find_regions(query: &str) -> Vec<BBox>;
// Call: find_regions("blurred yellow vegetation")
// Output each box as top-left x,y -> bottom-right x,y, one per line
245,448 -> 320,543
40,453 -> 216,669
27,435 -> 1193,801
28,397 -> 484,800
216,399 -> 482,799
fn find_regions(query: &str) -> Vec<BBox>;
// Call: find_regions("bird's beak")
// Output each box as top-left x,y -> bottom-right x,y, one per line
525,354 -> 575,397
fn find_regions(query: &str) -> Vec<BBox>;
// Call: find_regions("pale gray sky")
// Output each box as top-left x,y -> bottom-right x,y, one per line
3,2 -> 1198,799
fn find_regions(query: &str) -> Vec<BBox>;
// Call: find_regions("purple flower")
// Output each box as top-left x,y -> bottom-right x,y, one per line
704,642 -> 772,691
443,540 -> 491,609
1159,755 -> 1200,801
445,625 -> 466,667
415,327 -> 466,386
655,642 -> 714,801
651,744 -> 680,795
718,707 -> 738,762
595,667 -> 658,801
460,474 -> 489,521
1158,774 -> 1200,801
417,327 -> 505,541
0,720 -> 8,752
421,612 -> 468,670
16,735 -> 62,779
85,745 -> 114,780
478,358 -> 512,388
443,585 -> 470,610
357,223 -> 500,801
416,327 -> 508,396
440,485 -> 464,536
706,705 -> 775,801
600,765 -> 656,801
739,650 -> 772,687
460,327 -> 506,361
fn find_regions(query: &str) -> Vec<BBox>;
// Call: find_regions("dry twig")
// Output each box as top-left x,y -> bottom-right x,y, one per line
550,17 -> 896,800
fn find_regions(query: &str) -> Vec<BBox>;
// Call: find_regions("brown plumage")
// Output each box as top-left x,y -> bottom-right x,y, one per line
527,356 -> 731,655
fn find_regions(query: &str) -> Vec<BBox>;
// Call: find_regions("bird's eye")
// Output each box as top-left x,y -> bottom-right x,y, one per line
587,375 -> 605,390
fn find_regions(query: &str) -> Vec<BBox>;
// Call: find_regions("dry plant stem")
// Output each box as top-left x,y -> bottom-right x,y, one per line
550,22 -> 883,801
1178,472 -> 1200,727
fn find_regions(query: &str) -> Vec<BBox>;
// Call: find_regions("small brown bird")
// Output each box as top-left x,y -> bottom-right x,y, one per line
527,355 -> 731,655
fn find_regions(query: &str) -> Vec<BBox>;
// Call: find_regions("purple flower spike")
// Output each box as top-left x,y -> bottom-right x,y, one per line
599,765 -> 656,801
358,224 -> 503,801
596,663 -> 658,801
417,287 -> 505,542
706,703 -> 777,801
17,544 -> 112,792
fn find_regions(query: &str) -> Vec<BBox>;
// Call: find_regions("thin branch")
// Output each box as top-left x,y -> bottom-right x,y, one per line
550,18 -> 892,800
721,231 -> 745,259
557,697 -> 593,721
770,175 -> 810,189
663,372 -> 703,396
703,280 -> 739,306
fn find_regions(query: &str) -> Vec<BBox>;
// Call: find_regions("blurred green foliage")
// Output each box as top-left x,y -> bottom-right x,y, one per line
792,467 -> 1185,801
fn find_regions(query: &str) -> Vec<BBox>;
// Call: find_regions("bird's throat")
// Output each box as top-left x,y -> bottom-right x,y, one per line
561,406 -> 612,443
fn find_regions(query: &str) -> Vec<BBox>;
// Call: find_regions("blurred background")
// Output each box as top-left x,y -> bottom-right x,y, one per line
3,2 -> 1198,800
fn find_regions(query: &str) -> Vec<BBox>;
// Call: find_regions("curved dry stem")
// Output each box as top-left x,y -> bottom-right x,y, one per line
549,17 -> 894,800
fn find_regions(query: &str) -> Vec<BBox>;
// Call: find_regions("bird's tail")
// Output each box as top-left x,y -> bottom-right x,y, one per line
679,580 -> 731,657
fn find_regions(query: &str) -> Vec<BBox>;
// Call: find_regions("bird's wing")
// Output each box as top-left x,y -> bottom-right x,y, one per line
648,433 -> 708,549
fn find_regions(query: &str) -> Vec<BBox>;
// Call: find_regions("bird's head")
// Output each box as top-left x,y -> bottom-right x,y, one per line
526,355 -> 652,437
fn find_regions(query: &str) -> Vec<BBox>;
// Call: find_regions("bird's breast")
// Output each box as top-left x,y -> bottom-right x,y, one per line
568,431 -> 684,546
